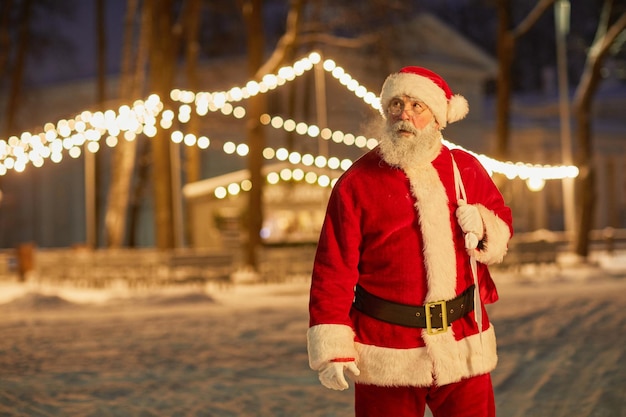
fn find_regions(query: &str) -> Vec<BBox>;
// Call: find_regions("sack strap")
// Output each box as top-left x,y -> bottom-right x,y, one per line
451,155 -> 483,337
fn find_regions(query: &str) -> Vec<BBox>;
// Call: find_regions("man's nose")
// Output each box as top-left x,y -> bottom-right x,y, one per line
400,109 -> 411,120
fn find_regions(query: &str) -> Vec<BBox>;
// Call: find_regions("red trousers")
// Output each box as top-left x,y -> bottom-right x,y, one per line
354,373 -> 495,417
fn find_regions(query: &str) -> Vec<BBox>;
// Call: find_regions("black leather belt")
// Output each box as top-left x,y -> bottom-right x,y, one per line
353,284 -> 475,334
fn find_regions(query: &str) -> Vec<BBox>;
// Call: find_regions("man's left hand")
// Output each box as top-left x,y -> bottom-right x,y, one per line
456,200 -> 484,241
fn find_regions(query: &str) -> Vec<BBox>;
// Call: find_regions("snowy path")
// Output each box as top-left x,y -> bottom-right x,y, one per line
490,279 -> 626,417
0,276 -> 624,416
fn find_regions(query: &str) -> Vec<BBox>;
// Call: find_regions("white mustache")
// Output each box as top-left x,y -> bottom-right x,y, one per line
391,121 -> 419,136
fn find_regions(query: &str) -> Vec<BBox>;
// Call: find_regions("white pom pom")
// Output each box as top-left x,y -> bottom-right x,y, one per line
447,94 -> 469,123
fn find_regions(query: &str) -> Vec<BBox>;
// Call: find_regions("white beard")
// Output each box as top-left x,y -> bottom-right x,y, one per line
377,119 -> 443,169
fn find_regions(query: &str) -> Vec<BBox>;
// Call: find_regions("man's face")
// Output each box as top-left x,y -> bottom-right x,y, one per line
385,96 -> 439,133
377,95 -> 442,167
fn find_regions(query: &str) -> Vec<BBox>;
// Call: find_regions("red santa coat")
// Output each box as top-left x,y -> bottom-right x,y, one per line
307,144 -> 513,387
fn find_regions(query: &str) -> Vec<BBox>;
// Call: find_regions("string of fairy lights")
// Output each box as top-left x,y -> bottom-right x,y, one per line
0,51 -> 578,198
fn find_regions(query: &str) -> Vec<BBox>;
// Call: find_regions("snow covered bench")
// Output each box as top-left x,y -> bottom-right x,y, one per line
32,248 -> 234,288
166,250 -> 234,285
500,239 -> 561,271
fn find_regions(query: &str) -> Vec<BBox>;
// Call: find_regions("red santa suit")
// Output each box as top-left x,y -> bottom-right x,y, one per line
307,67 -> 513,406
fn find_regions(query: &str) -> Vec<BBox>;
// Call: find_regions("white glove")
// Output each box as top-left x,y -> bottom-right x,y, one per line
318,360 -> 360,391
456,200 -> 484,243
464,232 -> 480,250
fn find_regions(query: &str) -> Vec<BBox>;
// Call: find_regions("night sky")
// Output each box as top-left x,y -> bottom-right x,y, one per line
25,0 -> 126,87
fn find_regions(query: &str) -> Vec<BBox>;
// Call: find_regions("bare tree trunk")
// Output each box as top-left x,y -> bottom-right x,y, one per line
239,0 -> 304,270
494,0 -> 513,161
494,0 -> 556,160
128,140 -> 151,247
4,0 -> 32,136
240,0 -> 267,269
126,3 -> 151,247
572,101 -> 596,259
104,0 -> 142,247
0,0 -> 10,196
0,0 -> 13,83
88,0 -> 107,249
148,0 -> 178,249
182,0 -> 202,247
572,5 -> 626,258
182,0 -> 202,185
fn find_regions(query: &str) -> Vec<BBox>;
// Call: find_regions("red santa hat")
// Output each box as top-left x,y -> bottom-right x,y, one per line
379,66 -> 469,128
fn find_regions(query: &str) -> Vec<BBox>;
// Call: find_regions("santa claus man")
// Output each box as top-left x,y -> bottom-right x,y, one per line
307,66 -> 513,417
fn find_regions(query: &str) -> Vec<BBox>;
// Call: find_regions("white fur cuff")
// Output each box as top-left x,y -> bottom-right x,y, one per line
307,324 -> 358,371
475,204 -> 511,264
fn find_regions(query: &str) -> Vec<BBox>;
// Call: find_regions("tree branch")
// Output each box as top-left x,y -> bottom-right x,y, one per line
254,0 -> 303,78
513,0 -> 556,38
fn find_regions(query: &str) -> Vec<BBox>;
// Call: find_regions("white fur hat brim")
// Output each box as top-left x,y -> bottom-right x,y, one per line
380,71 -> 469,128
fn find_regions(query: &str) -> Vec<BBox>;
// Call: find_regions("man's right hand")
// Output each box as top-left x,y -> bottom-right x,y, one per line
318,360 -> 360,390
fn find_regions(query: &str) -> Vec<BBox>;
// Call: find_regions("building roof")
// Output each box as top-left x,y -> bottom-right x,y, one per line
386,13 -> 498,77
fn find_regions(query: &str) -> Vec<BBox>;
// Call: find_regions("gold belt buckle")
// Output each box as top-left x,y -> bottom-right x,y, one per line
425,300 -> 448,335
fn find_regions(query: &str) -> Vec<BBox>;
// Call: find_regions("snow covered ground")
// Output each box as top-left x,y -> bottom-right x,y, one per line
0,252 -> 625,416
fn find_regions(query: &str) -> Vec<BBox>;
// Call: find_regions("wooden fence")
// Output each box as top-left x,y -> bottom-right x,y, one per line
0,245 -> 317,287
1,229 -> 623,286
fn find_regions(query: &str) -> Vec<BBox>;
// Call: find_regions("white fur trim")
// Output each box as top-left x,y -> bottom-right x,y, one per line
353,341 -> 434,387
474,204 -> 512,264
307,324 -> 358,371
403,163 -> 457,301
380,72 -> 468,127
395,158 -> 499,387
353,325 -> 498,387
